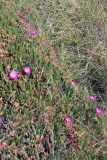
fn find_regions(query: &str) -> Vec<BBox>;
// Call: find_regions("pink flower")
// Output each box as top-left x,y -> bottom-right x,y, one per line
19,18 -> 26,25
65,115 -> 72,124
23,66 -> 32,75
25,23 -> 37,36
94,107 -> 104,115
70,80 -> 78,87
8,70 -> 18,80
17,11 -> 24,18
30,29 -> 37,36
89,96 -> 96,101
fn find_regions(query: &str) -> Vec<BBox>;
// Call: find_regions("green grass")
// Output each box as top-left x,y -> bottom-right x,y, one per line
0,0 -> 107,159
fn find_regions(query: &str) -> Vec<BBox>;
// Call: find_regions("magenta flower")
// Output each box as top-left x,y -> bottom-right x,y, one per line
70,80 -> 78,87
17,11 -> 24,18
30,29 -> 37,36
89,96 -> 96,101
8,70 -> 18,80
65,115 -> 72,124
19,18 -> 26,25
26,23 -> 37,36
94,107 -> 104,115
23,66 -> 32,75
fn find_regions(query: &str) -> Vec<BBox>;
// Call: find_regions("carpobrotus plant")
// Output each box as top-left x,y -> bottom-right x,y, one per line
89,96 -> 97,101
94,107 -> 104,115
22,65 -> 32,75
65,115 -> 72,124
8,70 -> 19,80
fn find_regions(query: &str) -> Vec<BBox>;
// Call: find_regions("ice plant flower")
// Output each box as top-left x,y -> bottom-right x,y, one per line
19,18 -> 26,25
17,11 -> 24,18
89,96 -> 96,101
8,70 -> 18,80
30,29 -> 37,36
26,23 -> 37,36
70,80 -> 78,87
94,107 -> 104,115
23,66 -> 32,75
65,115 -> 72,124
